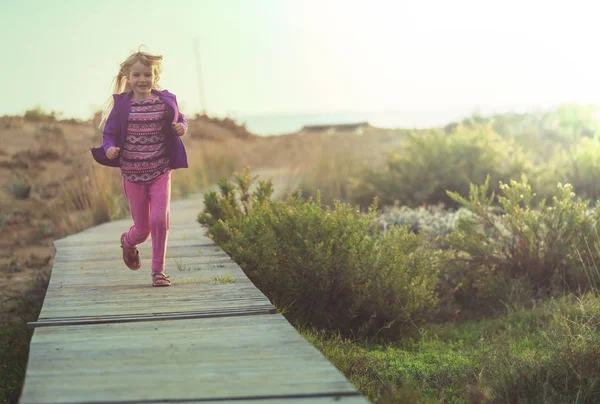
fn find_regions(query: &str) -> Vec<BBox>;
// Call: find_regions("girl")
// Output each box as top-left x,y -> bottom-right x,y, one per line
91,49 -> 188,287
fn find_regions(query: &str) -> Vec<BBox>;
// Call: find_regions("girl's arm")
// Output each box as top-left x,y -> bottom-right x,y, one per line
102,108 -> 119,153
177,111 -> 188,133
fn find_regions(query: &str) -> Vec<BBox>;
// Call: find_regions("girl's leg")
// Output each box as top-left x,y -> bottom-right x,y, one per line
122,177 -> 151,248
147,171 -> 171,272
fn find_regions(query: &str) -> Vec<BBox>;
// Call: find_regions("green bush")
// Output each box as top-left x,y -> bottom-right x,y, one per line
197,169 -> 273,241
560,137 -> 600,201
283,107 -> 599,213
442,175 -> 600,312
553,103 -> 600,138
7,172 -> 31,199
198,168 -> 440,340
23,106 -> 61,122
452,104 -> 600,145
354,123 -> 534,209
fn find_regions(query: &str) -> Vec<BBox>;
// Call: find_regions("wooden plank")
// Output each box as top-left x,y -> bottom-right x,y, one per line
29,306 -> 276,328
152,398 -> 368,404
46,256 -> 240,278
54,231 -> 216,247
54,236 -> 216,248
53,218 -> 211,244
33,260 -> 274,325
19,315 -> 368,404
53,244 -> 229,263
21,192 -> 369,403
43,259 -> 250,288
54,228 -> 215,248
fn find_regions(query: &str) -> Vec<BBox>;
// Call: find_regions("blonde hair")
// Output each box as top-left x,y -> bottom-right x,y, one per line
100,46 -> 163,127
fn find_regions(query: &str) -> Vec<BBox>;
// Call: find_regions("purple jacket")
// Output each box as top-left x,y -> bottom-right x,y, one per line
90,89 -> 188,169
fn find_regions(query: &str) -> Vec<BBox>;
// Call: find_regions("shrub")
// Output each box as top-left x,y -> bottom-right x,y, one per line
23,106 -> 61,122
197,169 -> 269,237
553,103 -> 600,138
442,175 -> 600,312
354,123 -> 534,209
560,137 -> 600,201
198,168 -> 440,340
8,172 -> 31,199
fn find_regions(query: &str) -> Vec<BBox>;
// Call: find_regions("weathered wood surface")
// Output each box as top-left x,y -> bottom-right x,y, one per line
21,191 -> 369,403
20,315 -> 363,404
32,226 -> 275,326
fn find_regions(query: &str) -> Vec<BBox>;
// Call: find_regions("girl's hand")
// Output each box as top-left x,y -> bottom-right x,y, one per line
107,146 -> 120,159
172,122 -> 186,136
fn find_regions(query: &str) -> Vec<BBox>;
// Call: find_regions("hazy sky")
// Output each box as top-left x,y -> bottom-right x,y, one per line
1,0 -> 599,120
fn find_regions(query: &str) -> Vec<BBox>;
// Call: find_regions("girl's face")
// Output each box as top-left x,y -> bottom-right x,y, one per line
127,61 -> 155,98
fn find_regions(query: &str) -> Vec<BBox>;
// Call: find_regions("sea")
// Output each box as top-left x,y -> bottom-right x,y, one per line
229,106 -> 547,136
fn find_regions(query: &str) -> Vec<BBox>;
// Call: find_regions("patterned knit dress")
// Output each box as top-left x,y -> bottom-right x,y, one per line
120,96 -> 171,183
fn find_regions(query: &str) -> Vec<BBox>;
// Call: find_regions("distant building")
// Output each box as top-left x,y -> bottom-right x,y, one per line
301,122 -> 370,135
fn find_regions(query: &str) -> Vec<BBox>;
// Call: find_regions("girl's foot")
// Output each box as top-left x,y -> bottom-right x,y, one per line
120,233 -> 141,270
152,271 -> 171,287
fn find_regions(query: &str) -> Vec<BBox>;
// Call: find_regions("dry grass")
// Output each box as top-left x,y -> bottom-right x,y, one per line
171,140 -> 243,200
45,136 -> 255,237
46,159 -> 128,237
247,129 -> 409,205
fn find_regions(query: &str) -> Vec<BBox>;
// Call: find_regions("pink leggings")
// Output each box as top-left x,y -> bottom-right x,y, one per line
121,171 -> 171,272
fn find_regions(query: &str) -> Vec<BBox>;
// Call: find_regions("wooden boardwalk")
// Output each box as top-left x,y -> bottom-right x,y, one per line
20,194 -> 369,404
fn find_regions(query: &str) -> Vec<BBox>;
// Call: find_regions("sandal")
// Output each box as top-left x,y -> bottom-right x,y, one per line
152,272 -> 171,287
120,233 -> 141,270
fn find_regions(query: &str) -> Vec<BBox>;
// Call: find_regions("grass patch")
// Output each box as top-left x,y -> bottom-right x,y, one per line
210,273 -> 236,284
176,273 -> 237,285
0,273 -> 49,404
173,257 -> 187,271
299,293 -> 600,403
173,257 -> 226,272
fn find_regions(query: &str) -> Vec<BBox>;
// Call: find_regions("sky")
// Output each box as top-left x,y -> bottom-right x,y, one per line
1,0 -> 599,121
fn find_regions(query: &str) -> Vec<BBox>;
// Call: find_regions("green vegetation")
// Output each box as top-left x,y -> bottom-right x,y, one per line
176,273 -> 237,285
5,103 -> 600,403
297,104 -> 600,210
199,168 -> 440,339
299,293 -> 600,403
23,106 -> 62,123
442,176 -> 600,315
356,123 -> 533,209
199,142 -> 600,402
